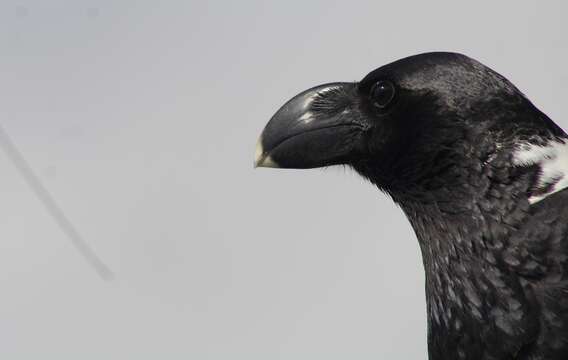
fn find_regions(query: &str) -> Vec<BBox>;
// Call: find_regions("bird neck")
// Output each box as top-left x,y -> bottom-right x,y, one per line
360,137 -> 556,358
355,131 -> 568,359
390,135 -> 568,359
392,143 -> 536,291
399,196 -> 535,360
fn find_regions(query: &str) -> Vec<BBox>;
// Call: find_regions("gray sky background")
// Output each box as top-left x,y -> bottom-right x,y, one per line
1,1 -> 567,359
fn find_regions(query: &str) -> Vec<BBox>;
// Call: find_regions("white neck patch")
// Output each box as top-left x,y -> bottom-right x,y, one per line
513,138 -> 568,204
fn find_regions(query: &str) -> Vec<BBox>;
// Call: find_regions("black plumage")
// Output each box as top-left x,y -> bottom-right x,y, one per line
255,53 -> 568,359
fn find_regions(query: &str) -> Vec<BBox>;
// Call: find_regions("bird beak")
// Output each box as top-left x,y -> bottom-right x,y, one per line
254,82 -> 367,169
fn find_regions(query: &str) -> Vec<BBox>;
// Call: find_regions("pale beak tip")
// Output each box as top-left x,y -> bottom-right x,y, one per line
254,136 -> 279,168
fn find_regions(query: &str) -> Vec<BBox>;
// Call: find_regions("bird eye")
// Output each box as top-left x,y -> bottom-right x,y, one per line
370,81 -> 396,108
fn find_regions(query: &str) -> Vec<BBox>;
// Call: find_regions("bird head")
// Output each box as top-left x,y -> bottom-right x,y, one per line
255,52 -> 565,201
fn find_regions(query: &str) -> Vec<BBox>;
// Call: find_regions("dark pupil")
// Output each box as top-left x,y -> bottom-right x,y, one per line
371,81 -> 394,107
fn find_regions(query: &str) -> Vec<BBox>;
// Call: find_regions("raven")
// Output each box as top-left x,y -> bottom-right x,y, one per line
254,53 -> 568,360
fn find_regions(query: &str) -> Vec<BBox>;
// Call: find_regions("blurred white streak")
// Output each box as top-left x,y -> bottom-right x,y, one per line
0,124 -> 113,280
